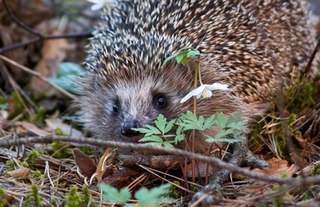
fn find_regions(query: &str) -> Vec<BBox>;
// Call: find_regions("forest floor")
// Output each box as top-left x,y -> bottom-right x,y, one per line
1,1 -> 320,206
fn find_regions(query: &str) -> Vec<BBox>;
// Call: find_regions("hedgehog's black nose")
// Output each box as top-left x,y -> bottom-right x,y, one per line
121,119 -> 141,137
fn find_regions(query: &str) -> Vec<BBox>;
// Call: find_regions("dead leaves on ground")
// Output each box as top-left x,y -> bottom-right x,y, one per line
255,158 -> 298,177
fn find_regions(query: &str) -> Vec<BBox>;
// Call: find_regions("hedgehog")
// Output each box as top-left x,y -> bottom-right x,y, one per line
79,0 -> 319,204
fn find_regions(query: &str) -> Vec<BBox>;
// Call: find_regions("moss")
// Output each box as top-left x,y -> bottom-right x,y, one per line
50,141 -> 72,159
272,196 -> 285,207
54,128 -> 64,136
0,188 -> 6,207
249,120 -> 266,153
31,170 -> 44,181
24,149 -> 43,167
4,160 -> 16,172
29,107 -> 47,125
311,163 -> 320,176
286,80 -> 318,113
79,146 -> 96,155
23,185 -> 43,207
64,185 -> 94,207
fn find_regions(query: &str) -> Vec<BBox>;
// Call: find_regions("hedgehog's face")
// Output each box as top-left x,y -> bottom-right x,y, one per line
103,78 -> 174,142
81,63 -> 194,142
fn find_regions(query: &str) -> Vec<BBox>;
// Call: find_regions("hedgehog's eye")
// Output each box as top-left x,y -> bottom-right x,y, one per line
153,94 -> 168,110
112,98 -> 120,114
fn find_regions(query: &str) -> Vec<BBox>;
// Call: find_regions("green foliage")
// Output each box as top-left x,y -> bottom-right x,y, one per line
54,128 -> 64,136
134,114 -> 179,148
134,184 -> 172,207
100,184 -> 131,205
100,183 -> 172,206
164,49 -> 200,65
134,112 -> 244,148
205,112 -> 245,143
4,160 -> 16,172
64,185 -> 94,207
0,188 -> 6,207
311,163 -> 320,176
49,62 -> 86,94
286,80 -> 318,113
24,185 -> 43,207
31,170 -> 44,181
24,149 -> 43,167
0,96 -> 7,110
50,141 -> 72,159
79,146 -> 96,155
29,107 -> 47,124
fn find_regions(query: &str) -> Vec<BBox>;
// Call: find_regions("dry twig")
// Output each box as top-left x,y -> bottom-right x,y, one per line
1,135 -> 320,188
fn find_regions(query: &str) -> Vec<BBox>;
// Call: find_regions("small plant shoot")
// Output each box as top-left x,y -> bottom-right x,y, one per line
134,112 -> 244,148
100,183 -> 172,206
164,49 -> 200,65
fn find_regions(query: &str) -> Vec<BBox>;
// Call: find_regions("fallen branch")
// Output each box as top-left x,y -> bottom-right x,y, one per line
1,135 -> 320,187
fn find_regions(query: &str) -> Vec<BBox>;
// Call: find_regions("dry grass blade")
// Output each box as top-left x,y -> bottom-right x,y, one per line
0,55 -> 76,100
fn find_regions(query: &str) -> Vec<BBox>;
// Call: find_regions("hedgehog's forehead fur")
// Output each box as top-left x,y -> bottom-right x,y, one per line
85,30 -> 193,80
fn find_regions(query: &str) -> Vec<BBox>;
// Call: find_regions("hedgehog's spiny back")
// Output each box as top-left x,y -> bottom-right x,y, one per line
86,0 -> 318,103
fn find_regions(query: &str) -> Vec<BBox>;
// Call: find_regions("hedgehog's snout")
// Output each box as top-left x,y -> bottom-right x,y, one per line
120,118 -> 141,137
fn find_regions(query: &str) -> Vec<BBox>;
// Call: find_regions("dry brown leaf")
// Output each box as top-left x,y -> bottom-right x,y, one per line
18,121 -> 50,136
29,20 -> 71,95
185,162 -> 217,178
102,167 -> 140,189
255,158 -> 298,177
7,167 -> 31,178
73,149 -> 97,177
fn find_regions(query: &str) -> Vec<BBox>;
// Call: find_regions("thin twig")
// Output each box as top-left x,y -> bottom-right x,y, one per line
3,0 -> 43,38
138,164 -> 193,193
0,32 -> 92,54
0,0 -> 93,54
0,55 -> 77,100
1,135 -> 320,187
304,36 -> 320,75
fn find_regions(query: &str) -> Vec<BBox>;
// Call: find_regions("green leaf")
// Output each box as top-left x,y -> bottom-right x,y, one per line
139,135 -> 163,143
155,114 -> 167,133
226,112 -> 245,130
164,119 -> 175,134
134,124 -> 162,136
202,114 -> 217,129
100,184 -> 131,204
206,129 -> 242,144
135,184 -> 171,207
0,96 -> 7,110
174,134 -> 184,144
162,142 -> 175,149
56,62 -> 86,77
163,49 -> 200,66
215,112 -> 227,128
178,111 -> 205,131
145,125 -> 162,135
49,62 -> 86,93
